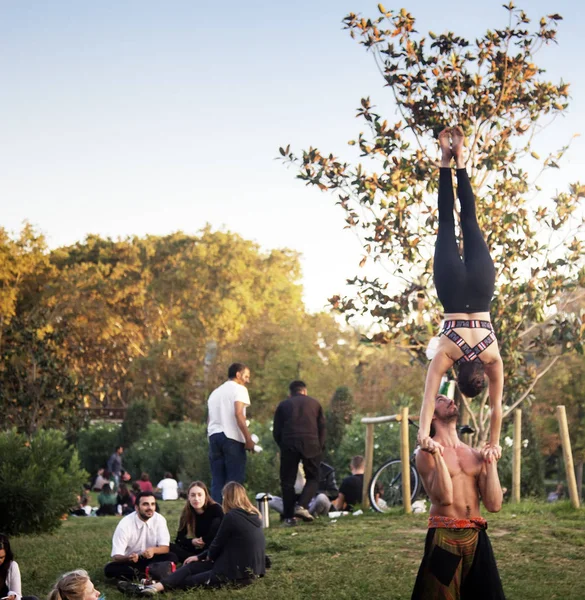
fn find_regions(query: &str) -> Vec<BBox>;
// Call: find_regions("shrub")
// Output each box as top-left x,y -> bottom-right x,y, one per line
325,387 -> 356,461
76,422 -> 121,477
121,400 -> 152,448
0,429 -> 88,535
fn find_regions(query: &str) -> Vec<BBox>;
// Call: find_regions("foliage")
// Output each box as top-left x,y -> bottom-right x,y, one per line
76,422 -> 122,477
325,386 -> 356,459
120,400 -> 152,448
0,429 -> 88,535
497,408 -> 545,497
0,312 -> 86,435
282,4 -> 585,444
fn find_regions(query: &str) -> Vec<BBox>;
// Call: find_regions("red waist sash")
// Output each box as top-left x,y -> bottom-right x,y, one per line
428,515 -> 487,530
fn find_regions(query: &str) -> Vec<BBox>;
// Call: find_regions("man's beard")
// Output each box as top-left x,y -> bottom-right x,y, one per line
436,410 -> 459,424
138,508 -> 154,520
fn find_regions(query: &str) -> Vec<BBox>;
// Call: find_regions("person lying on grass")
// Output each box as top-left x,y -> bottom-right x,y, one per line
48,570 -> 99,600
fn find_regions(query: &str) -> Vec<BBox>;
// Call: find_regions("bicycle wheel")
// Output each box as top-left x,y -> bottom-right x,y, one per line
369,459 -> 420,513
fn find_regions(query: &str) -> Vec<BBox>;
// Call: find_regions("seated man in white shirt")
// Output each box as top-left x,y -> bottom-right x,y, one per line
156,473 -> 179,501
104,492 -> 178,580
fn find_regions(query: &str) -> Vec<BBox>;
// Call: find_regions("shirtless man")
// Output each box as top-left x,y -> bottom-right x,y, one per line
412,395 -> 506,599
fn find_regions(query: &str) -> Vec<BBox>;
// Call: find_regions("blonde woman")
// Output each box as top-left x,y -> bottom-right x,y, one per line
48,570 -> 100,600
122,482 -> 266,594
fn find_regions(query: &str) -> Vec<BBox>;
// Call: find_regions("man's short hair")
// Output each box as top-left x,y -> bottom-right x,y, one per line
289,380 -> 307,395
134,490 -> 156,506
350,455 -> 365,470
228,363 -> 248,379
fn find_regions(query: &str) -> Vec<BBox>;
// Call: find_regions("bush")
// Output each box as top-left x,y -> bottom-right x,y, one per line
325,387 -> 356,461
121,400 -> 152,448
0,429 -> 88,535
122,420 -> 281,494
76,422 -> 121,477
329,414 -> 417,481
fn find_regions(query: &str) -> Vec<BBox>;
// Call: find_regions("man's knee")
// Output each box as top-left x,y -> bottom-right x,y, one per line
310,493 -> 331,516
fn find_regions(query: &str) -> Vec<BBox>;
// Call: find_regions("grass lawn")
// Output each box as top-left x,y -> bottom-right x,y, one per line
12,501 -> 585,600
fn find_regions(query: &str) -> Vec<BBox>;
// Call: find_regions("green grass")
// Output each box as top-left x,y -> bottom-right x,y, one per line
12,501 -> 585,600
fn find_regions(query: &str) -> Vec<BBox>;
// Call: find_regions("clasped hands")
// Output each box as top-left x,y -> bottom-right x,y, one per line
418,435 -> 502,463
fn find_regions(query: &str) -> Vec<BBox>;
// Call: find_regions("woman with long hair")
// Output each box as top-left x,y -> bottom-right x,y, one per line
121,482 -> 266,595
48,570 -> 100,600
170,481 -> 223,563
0,535 -> 38,600
418,126 -> 503,461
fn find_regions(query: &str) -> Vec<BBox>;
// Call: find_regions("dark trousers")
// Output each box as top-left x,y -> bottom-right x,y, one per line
162,561 -> 253,590
280,448 -> 320,519
434,168 -> 495,313
162,561 -> 221,589
169,543 -> 199,564
104,552 -> 178,580
209,432 -> 247,503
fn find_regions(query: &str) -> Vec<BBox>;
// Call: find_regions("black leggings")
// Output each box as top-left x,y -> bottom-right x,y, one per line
104,553 -> 178,580
433,168 -> 495,313
162,561 -> 254,590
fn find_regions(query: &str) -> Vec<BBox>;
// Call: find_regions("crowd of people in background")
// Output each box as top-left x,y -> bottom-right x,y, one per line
11,361 -> 515,599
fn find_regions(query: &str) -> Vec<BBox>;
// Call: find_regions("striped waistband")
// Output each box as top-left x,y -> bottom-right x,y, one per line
428,516 -> 487,530
442,319 -> 493,331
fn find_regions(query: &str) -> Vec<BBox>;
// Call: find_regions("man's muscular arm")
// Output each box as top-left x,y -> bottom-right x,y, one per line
478,455 -> 503,512
416,447 -> 453,507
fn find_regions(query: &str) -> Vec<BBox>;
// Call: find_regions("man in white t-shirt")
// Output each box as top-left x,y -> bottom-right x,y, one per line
104,491 -> 178,580
207,362 -> 254,502
156,472 -> 179,501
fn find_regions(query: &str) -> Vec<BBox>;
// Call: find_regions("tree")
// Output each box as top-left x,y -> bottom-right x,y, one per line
534,353 -> 585,497
325,386 -> 356,459
121,400 -> 152,448
282,4 -> 585,445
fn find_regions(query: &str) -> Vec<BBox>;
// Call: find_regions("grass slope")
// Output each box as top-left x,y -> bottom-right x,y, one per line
12,501 -> 585,600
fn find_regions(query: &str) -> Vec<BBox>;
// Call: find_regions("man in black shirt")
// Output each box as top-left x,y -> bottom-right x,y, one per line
333,455 -> 365,512
273,380 -> 326,526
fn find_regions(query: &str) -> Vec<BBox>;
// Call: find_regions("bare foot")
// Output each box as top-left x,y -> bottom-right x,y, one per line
451,126 -> 466,168
438,127 -> 452,167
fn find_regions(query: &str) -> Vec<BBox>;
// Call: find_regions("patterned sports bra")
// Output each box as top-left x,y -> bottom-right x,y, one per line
439,319 -> 496,366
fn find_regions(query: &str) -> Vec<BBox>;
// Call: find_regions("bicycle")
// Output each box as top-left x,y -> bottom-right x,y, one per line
368,420 -> 474,513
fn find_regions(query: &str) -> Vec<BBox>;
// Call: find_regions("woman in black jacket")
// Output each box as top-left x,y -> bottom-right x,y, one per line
170,481 -> 223,563
125,482 -> 266,594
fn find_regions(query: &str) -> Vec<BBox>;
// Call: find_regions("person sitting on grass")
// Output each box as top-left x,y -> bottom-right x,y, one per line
92,468 -> 109,492
120,481 -> 266,595
269,461 -> 339,519
332,455 -> 365,512
0,535 -> 38,600
117,483 -> 135,516
155,473 -> 179,502
170,481 -> 224,563
104,491 -> 178,581
137,473 -> 154,493
97,483 -> 118,516
48,570 -> 100,600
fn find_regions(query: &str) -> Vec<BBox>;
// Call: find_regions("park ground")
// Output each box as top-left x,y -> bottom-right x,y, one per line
13,501 -> 585,600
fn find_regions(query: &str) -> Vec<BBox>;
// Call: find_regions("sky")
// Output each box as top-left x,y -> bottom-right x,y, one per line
1,0 -> 583,312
